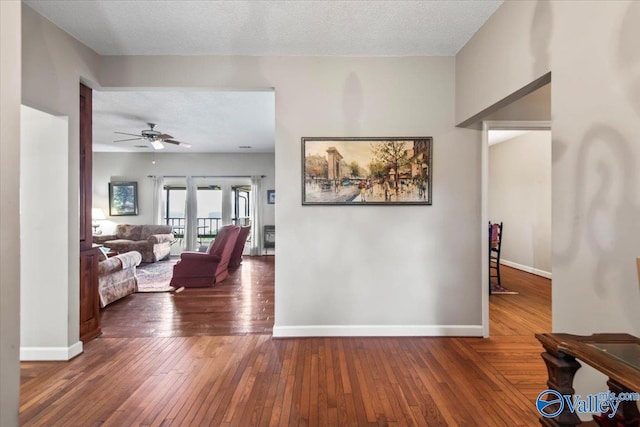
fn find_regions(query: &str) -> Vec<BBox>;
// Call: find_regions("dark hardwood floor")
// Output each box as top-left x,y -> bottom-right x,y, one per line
20,260 -> 559,426
100,256 -> 275,337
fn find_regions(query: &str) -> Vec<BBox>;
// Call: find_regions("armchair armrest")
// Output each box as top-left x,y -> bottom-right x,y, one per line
179,252 -> 222,263
93,234 -> 116,244
98,257 -> 122,276
148,233 -> 174,244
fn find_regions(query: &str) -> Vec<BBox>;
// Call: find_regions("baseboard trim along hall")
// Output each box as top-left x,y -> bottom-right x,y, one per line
20,341 -> 83,361
501,259 -> 552,279
272,325 -> 483,338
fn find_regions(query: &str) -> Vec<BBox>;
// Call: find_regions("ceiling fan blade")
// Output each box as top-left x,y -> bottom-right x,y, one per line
113,137 -> 143,142
150,139 -> 165,150
156,133 -> 174,140
165,139 -> 192,148
114,131 -> 143,137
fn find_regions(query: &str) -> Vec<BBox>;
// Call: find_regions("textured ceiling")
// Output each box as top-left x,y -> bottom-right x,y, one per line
29,1 -> 503,153
24,0 -> 502,56
93,90 -> 275,153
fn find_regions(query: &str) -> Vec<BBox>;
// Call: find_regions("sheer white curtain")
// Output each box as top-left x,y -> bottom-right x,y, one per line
184,176 -> 198,251
151,176 -> 164,225
250,176 -> 264,256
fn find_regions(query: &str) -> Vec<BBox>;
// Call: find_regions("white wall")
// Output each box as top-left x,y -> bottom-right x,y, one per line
20,106 -> 77,360
23,4 -> 482,343
457,0 -> 640,407
98,55 -> 482,336
489,131 -> 551,276
93,152 -> 275,236
21,4 -> 102,351
1,1 -> 21,424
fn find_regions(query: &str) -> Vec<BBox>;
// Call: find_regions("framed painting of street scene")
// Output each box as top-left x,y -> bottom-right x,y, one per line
302,137 -> 432,205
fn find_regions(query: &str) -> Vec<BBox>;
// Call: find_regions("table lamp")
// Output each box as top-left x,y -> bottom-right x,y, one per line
92,208 -> 106,235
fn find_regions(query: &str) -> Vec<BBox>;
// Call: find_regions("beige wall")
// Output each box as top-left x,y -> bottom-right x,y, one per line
0,1 -> 21,424
457,0 -> 640,401
489,131 -> 551,275
22,3 -> 484,337
482,84 -> 551,126
99,55 -> 483,336
456,1 -> 550,125
459,0 -> 640,334
21,4 -> 101,347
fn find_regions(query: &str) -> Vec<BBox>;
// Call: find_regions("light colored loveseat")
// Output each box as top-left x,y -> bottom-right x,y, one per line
98,250 -> 142,307
94,224 -> 174,263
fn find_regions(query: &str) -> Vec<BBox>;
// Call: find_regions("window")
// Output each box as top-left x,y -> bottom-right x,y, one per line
233,185 -> 251,225
164,184 -> 250,236
165,185 -> 222,236
165,187 -> 186,234
196,186 -> 222,236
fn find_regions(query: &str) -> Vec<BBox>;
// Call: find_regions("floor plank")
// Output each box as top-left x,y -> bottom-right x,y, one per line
20,260 -> 557,426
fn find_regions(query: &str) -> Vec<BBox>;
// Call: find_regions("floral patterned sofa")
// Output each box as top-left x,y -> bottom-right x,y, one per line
94,224 -> 174,263
98,250 -> 142,307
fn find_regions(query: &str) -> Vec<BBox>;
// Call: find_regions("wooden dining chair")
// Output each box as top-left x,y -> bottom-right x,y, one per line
488,222 -> 503,295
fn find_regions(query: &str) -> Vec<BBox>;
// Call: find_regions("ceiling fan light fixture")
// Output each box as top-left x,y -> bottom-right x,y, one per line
113,123 -> 191,150
150,139 -> 165,150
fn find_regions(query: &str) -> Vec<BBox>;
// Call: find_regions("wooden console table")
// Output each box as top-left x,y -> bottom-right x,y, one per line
535,333 -> 640,426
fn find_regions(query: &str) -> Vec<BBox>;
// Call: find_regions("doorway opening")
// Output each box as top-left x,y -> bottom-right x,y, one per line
482,121 -> 551,337
90,88 -> 276,337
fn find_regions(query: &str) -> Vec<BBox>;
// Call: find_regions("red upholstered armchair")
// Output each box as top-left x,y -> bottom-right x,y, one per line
229,226 -> 251,269
170,225 -> 240,288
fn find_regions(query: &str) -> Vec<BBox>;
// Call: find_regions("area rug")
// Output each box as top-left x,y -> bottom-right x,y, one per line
136,258 -> 178,293
491,283 -> 518,295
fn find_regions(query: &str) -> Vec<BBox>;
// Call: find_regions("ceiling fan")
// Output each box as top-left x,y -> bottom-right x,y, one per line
113,123 -> 192,150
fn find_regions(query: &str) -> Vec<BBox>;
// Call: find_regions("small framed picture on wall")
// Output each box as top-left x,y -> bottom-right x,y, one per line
267,190 -> 275,204
109,181 -> 139,216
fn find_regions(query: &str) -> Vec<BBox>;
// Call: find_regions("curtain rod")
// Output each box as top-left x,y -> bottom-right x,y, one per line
148,175 -> 265,178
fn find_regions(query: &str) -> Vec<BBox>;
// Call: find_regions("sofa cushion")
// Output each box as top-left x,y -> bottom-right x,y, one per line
116,224 -> 142,241
140,224 -> 173,240
148,234 -> 174,244
103,239 -> 149,252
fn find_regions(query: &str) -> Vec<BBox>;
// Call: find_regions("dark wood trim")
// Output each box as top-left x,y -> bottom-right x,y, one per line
536,333 -> 640,426
79,83 -> 92,250
79,248 -> 101,343
79,83 -> 100,342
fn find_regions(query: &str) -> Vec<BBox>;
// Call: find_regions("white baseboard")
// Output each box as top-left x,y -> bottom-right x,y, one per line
272,324 -> 483,338
20,341 -> 83,361
500,259 -> 552,279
